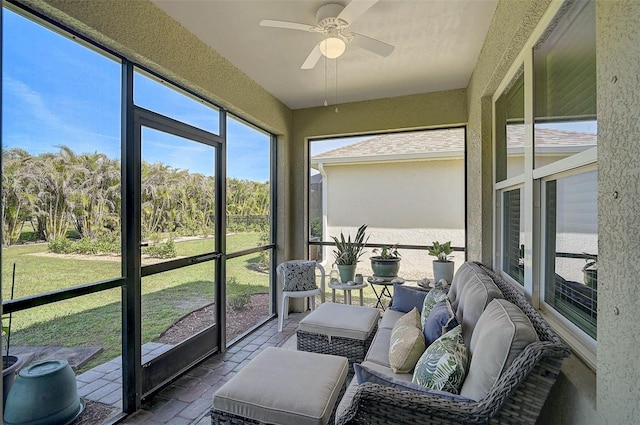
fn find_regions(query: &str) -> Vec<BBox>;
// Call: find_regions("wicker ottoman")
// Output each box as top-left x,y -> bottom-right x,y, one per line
211,347 -> 348,425
297,303 -> 379,366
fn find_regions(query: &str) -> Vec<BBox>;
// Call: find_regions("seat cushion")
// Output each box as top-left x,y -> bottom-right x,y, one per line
460,299 -> 539,401
354,362 -> 473,401
364,327 -> 392,367
412,325 -> 468,394
298,303 -> 379,340
388,308 -> 425,373
213,347 -> 348,425
379,308 -> 405,330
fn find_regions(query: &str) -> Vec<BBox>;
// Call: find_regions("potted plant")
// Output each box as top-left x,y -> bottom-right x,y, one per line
370,245 -> 401,278
428,241 -> 454,284
331,224 -> 368,283
582,253 -> 597,289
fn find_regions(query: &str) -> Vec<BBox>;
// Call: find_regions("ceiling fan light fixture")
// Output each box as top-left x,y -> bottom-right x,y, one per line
319,37 -> 346,59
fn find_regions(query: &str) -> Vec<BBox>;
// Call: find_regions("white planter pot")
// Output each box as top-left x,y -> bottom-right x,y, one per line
433,260 -> 454,285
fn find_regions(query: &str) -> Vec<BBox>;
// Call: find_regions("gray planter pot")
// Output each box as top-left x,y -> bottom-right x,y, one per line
3,355 -> 23,410
337,264 -> 357,283
370,257 -> 400,278
433,260 -> 454,285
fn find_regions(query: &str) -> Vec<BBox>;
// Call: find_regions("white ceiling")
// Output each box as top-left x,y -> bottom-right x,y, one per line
152,0 -> 498,110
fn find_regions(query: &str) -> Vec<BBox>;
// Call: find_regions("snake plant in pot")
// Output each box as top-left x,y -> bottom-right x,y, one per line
331,224 -> 368,283
428,241 -> 454,284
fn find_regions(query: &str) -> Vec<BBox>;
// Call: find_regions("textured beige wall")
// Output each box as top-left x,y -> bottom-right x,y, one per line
597,1 -> 640,423
322,159 -> 466,279
291,89 -> 467,258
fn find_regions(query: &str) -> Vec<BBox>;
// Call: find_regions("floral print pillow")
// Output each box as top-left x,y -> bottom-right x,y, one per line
412,324 -> 468,394
420,288 -> 448,329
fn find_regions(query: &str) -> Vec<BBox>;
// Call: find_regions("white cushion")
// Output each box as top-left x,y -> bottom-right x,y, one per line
364,327 -> 392,367
298,303 -> 379,341
460,299 -> 539,401
379,309 -> 405,330
213,347 -> 348,425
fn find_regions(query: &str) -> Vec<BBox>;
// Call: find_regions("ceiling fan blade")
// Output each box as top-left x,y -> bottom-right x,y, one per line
259,19 -> 314,32
337,0 -> 378,25
301,43 -> 323,69
351,33 -> 394,57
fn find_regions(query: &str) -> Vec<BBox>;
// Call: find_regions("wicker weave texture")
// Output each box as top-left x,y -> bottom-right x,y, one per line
336,262 -> 571,425
297,322 -> 378,366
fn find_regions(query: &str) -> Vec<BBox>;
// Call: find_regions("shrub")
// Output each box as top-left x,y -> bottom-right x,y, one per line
142,239 -> 177,259
310,218 -> 322,238
48,237 -> 74,254
48,233 -> 120,255
227,292 -> 252,311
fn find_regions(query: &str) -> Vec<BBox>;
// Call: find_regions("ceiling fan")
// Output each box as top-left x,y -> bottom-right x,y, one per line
260,0 -> 395,69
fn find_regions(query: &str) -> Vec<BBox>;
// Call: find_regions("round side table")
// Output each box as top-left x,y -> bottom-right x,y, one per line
328,281 -> 368,306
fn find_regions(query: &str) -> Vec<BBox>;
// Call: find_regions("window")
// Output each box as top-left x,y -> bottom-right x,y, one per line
493,0 -> 597,367
2,2 -> 278,415
543,170 -> 597,340
495,71 -> 525,182
225,115 -> 274,343
309,128 -> 466,281
502,188 -> 524,285
534,1 -> 597,168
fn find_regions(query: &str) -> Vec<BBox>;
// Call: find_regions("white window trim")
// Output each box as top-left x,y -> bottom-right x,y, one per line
492,0 -> 597,368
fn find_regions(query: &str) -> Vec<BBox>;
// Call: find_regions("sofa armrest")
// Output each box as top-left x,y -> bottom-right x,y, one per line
336,382 -> 480,425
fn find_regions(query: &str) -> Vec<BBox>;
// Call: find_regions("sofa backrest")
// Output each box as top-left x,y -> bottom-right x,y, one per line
460,298 -> 539,401
448,262 -> 504,348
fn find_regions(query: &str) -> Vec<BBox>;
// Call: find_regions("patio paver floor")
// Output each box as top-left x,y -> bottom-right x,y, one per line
75,313 -> 305,424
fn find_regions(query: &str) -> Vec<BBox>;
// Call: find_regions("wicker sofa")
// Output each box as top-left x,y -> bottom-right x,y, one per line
335,261 -> 570,425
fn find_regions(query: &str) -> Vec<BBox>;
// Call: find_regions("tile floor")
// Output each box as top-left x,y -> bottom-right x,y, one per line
76,312 -> 304,425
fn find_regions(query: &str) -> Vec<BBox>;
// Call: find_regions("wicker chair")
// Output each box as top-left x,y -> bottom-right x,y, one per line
336,262 -> 571,425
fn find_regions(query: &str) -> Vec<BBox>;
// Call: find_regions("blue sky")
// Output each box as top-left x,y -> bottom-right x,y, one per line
2,8 -> 270,181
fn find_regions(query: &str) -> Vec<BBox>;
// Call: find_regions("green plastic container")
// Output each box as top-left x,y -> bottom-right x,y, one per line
4,359 -> 85,425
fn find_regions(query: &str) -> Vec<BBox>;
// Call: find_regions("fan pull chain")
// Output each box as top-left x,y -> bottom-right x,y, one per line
323,49 -> 328,107
335,57 -> 339,113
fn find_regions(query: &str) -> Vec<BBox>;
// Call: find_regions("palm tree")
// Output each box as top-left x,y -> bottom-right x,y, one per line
1,149 -> 34,245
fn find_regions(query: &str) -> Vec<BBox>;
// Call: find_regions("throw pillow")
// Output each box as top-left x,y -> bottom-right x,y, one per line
389,308 -> 426,373
420,288 -> 448,329
390,283 -> 429,313
280,261 -> 317,291
423,298 -> 459,346
412,324 -> 468,394
353,363 -> 474,402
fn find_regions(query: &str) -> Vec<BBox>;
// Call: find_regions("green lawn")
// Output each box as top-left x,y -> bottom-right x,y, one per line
2,233 -> 386,373
2,233 -> 270,372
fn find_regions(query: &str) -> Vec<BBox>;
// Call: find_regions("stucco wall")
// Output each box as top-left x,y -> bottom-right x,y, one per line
597,1 -> 640,423
322,159 -> 465,279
